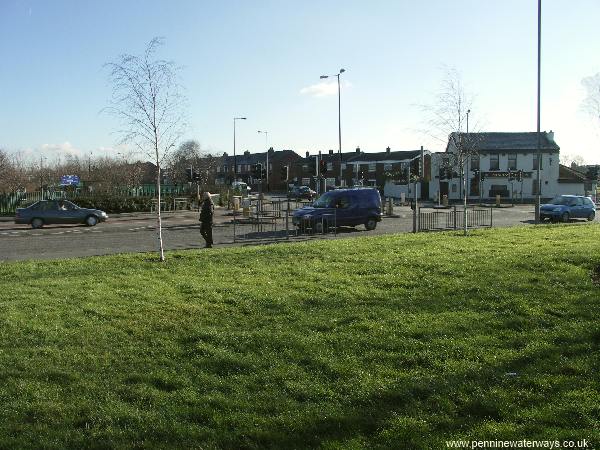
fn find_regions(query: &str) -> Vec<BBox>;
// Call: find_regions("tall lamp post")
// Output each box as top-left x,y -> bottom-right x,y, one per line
320,68 -> 345,186
535,0 -> 542,224
233,117 -> 247,183
258,130 -> 269,190
464,109 -> 471,201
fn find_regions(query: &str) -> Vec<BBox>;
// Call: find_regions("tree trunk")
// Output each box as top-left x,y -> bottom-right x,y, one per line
156,160 -> 165,262
463,157 -> 468,236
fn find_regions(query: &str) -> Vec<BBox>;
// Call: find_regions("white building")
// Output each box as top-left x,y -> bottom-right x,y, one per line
427,131 -> 593,202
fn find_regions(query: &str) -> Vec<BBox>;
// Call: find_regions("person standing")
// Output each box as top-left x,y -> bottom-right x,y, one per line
199,191 -> 214,248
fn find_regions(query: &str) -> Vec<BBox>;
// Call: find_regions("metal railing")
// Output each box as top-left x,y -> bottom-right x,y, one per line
418,206 -> 493,232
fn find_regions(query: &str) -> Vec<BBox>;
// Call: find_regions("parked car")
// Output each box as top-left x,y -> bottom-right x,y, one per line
292,188 -> 382,232
15,199 -> 109,228
540,195 -> 595,222
288,185 -> 316,201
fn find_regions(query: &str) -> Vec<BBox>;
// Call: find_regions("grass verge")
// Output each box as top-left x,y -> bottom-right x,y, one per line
0,225 -> 599,449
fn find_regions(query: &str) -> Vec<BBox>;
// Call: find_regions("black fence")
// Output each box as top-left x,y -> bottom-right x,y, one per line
418,206 -> 493,232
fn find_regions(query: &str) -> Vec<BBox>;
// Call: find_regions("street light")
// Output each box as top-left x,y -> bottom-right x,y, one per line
320,68 -> 345,185
258,130 -> 269,190
535,0 -> 542,224
233,117 -> 247,182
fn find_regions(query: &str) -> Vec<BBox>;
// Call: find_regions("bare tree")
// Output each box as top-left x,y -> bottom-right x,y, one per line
0,149 -> 30,193
420,67 -> 480,236
104,37 -> 187,261
582,73 -> 600,125
166,140 -> 222,191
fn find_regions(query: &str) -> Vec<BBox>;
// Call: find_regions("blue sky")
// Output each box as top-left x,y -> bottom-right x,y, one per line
1,0 -> 599,164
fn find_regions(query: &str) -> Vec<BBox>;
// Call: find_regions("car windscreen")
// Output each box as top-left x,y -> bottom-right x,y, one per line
548,196 -> 572,205
312,192 -> 334,208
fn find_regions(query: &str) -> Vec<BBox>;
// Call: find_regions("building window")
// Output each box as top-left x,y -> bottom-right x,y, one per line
341,163 -> 346,170
451,184 -> 457,193
532,154 -> 543,170
508,154 -> 517,170
489,154 -> 499,170
470,154 -> 479,170
327,162 -> 333,171
223,165 -> 228,173
384,163 -> 392,171
368,163 -> 376,172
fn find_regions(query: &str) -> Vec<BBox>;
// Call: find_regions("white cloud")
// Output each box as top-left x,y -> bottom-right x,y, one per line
300,80 -> 352,98
40,141 -> 82,157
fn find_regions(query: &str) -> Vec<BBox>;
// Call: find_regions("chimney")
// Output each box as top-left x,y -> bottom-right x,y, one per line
329,149 -> 334,155
547,130 -> 554,142
244,150 -> 250,156
306,151 -> 310,158
356,146 -> 361,154
386,146 -> 391,155
268,147 -> 274,154
222,152 -> 228,157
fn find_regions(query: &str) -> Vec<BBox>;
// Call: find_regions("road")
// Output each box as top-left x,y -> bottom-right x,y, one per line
0,205 -> 595,262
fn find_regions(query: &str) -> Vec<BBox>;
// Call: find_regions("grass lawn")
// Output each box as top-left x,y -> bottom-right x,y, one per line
0,225 -> 599,449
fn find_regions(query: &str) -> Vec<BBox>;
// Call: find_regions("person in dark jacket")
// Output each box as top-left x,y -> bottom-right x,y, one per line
199,191 -> 214,248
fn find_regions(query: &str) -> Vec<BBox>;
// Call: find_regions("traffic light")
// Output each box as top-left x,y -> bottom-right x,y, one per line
308,157 -> 316,175
280,165 -> 288,181
319,159 -> 327,177
517,170 -> 523,182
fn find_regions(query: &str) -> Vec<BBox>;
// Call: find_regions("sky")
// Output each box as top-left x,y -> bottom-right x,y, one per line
1,0 -> 599,165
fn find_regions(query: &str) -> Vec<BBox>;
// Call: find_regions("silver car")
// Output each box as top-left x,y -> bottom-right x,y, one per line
15,200 -> 108,228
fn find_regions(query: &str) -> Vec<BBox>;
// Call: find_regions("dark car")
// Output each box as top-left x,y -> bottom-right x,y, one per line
288,185 -> 317,201
292,188 -> 382,232
15,199 -> 109,228
540,195 -> 595,222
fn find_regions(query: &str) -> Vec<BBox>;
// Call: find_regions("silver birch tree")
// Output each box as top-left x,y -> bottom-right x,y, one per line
104,37 -> 187,261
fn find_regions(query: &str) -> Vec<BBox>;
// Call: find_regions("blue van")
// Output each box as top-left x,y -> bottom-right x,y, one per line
292,188 -> 383,232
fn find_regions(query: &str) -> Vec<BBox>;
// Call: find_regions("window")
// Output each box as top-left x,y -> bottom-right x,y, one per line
341,163 -> 346,170
451,184 -> 457,193
327,162 -> 333,171
470,155 -> 479,170
335,196 -> 350,209
368,163 -> 376,172
532,154 -> 543,170
384,163 -> 392,171
223,165 -> 228,173
489,154 -> 499,170
508,154 -> 517,170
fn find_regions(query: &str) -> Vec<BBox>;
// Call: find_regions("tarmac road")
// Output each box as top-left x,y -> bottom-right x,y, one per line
0,205 -> 595,262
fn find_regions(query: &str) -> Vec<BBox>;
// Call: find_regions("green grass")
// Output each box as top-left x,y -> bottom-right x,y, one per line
0,225 -> 599,449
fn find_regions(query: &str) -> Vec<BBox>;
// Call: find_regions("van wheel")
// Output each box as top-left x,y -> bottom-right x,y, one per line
561,212 -> 570,223
365,218 -> 377,231
314,221 -> 324,234
31,218 -> 44,229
